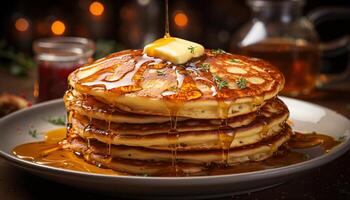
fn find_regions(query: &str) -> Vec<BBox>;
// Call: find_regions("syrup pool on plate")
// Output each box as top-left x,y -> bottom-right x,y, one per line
12,128 -> 342,176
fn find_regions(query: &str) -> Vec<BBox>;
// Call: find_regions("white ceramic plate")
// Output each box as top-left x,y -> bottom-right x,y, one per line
0,97 -> 349,199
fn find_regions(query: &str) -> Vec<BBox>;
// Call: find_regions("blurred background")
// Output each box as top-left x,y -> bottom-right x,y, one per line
1,0 -> 350,52
0,0 -> 350,116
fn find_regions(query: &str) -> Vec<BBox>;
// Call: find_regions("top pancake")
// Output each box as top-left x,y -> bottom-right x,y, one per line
68,49 -> 284,119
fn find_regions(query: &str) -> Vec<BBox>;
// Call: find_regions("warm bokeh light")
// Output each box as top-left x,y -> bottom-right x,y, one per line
89,1 -> 104,16
51,20 -> 65,35
174,12 -> 188,28
15,18 -> 29,32
137,0 -> 150,6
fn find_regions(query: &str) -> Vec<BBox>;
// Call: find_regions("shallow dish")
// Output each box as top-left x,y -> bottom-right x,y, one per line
0,97 -> 349,199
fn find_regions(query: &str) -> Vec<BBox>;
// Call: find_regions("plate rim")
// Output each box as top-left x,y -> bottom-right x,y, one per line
0,97 -> 349,181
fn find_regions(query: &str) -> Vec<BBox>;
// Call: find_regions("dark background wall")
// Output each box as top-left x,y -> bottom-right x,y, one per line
1,0 -> 349,54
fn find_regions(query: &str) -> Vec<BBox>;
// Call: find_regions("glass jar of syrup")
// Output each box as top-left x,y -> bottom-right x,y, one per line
33,37 -> 95,102
231,0 -> 320,97
231,0 -> 350,97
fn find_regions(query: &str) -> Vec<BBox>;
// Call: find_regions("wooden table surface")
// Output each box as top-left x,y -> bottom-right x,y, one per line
0,70 -> 350,200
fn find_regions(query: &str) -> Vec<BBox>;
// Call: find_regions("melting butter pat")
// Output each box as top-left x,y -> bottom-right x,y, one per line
144,37 -> 204,64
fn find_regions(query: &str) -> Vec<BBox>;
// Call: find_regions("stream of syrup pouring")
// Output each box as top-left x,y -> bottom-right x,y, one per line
11,0 -> 343,176
155,0 -> 229,172
163,0 -> 178,173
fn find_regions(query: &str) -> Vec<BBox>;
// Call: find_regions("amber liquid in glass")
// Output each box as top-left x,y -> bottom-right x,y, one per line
38,63 -> 79,102
240,39 -> 320,96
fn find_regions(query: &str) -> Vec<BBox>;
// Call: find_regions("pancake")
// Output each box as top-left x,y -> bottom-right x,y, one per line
62,42 -> 290,176
89,156 -> 206,176
69,98 -> 288,150
64,125 -> 291,175
69,97 -> 286,135
64,89 -> 188,124
70,112 -> 287,151
68,49 -> 284,119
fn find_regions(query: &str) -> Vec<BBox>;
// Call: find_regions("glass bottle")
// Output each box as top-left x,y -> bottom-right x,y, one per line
33,37 -> 95,102
231,0 -> 320,96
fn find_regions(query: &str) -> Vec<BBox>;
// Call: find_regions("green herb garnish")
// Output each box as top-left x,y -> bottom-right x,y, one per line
48,116 -> 66,126
236,77 -> 247,89
339,136 -> 347,142
0,39 -> 35,77
211,49 -> 225,55
302,154 -> 310,160
213,75 -> 228,90
188,46 -> 196,54
28,129 -> 39,138
199,63 -> 211,72
168,86 -> 178,92
156,70 -> 166,76
229,58 -> 240,63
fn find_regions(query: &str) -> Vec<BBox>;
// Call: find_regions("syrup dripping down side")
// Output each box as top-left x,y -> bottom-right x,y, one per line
12,128 -> 343,176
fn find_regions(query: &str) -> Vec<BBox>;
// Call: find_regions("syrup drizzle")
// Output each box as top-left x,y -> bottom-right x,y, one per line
12,128 -> 343,176
12,128 -> 118,175
25,0 -> 284,176
213,57 -> 235,164
69,50 -> 283,172
216,90 -> 232,164
159,0 -> 201,173
107,115 -> 112,156
288,131 -> 341,152
164,0 -> 170,38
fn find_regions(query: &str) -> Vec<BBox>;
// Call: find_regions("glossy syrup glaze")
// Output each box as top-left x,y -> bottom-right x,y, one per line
12,128 -> 342,176
68,48 -> 285,170
71,49 -> 283,101
12,128 -> 120,175
288,131 -> 341,152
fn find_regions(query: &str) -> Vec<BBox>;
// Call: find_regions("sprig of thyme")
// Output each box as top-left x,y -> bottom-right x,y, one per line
236,77 -> 247,89
156,70 -> 166,76
28,129 -> 39,138
188,46 -> 196,54
48,116 -> 66,126
213,75 -> 228,90
168,86 -> 178,92
0,40 -> 35,77
211,49 -> 225,55
339,136 -> 347,142
302,154 -> 310,160
229,58 -> 240,63
199,63 -> 211,72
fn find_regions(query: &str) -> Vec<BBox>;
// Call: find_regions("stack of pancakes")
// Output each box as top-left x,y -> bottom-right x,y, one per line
63,49 -> 290,176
